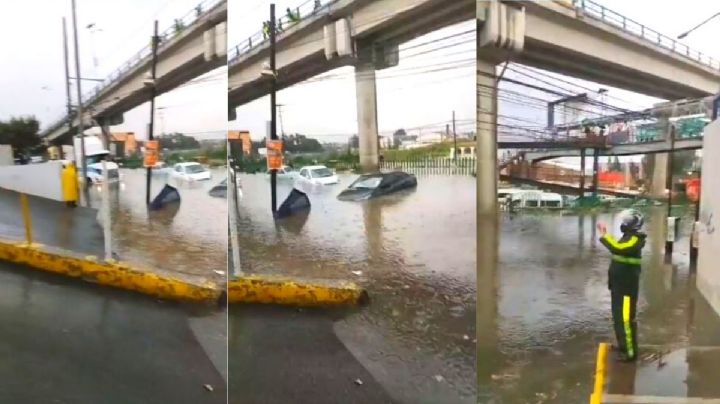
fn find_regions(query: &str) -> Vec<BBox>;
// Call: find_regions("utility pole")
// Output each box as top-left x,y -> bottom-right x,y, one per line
452,110 -> 457,163
270,3 -> 278,214
71,0 -> 88,204
146,20 -> 160,206
62,18 -> 73,121
665,126 -> 676,258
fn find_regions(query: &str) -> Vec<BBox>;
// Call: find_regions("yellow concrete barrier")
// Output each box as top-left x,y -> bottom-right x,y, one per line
0,238 -> 220,302
590,342 -> 609,404
228,275 -> 368,307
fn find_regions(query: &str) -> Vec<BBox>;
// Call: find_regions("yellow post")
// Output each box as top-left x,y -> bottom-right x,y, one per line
61,162 -> 79,205
19,193 -> 33,245
589,342 -> 608,404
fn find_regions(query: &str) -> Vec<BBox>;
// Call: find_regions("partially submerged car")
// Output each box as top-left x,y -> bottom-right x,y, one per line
171,162 -> 211,181
296,165 -> 339,186
337,171 -> 417,201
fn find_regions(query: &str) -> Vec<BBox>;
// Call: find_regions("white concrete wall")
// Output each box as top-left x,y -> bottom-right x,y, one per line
698,120 -> 720,316
0,162 -> 65,201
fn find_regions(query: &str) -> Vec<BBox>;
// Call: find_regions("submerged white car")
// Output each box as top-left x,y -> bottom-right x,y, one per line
266,165 -> 299,180
296,165 -> 339,185
171,162 -> 212,181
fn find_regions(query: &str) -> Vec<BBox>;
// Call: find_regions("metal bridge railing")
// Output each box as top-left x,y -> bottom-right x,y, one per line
44,0 -> 223,134
228,0 -> 338,66
577,0 -> 720,70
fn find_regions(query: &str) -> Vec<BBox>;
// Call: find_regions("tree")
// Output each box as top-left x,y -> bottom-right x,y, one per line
393,129 -> 407,148
157,132 -> 200,150
0,116 -> 41,155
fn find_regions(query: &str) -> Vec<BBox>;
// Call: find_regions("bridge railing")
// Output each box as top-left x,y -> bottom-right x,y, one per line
228,0 -> 338,66
576,0 -> 720,70
44,0 -> 223,134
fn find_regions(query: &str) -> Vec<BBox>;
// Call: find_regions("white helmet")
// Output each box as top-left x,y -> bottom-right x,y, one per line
619,209 -> 643,232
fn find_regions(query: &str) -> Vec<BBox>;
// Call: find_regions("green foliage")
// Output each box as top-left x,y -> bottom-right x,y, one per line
158,132 -> 200,150
0,116 -> 41,154
383,142 -> 463,160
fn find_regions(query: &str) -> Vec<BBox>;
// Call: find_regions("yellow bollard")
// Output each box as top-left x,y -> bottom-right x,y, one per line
19,193 -> 33,245
61,162 -> 79,205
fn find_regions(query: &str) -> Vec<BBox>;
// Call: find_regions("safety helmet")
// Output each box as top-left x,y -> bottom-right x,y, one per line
619,209 -> 644,232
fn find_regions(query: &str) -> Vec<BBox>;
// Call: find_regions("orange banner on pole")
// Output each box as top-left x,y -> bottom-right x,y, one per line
144,140 -> 159,167
266,139 -> 283,170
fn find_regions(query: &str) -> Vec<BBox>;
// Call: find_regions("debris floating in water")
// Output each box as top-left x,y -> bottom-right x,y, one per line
203,384 -> 214,392
351,270 -> 363,276
354,378 -> 363,386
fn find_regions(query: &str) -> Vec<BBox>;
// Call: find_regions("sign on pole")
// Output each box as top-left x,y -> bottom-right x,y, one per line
266,139 -> 283,170
144,140 -> 159,167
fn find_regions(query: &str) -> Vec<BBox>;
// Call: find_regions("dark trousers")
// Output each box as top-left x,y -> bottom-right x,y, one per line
610,286 -> 638,359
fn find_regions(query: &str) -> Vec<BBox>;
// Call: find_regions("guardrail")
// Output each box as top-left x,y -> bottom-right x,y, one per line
44,0 -> 224,135
577,0 -> 720,70
228,0 -> 338,66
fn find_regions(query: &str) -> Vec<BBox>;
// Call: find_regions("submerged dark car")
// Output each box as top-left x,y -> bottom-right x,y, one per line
337,171 -> 417,201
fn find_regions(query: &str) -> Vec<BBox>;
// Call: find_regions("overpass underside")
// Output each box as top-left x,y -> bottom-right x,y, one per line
43,1 -> 228,144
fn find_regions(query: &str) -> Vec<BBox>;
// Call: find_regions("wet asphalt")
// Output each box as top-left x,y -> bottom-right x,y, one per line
0,260 -> 226,404
229,304 -> 396,404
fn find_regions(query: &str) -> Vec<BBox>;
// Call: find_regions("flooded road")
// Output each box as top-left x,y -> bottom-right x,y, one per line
85,168 -> 227,285
236,172 -> 477,403
482,207 -> 720,403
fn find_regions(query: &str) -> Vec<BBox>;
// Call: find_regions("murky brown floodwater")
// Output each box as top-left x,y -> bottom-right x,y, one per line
84,168 -> 227,285
482,207 -> 720,403
237,172 -> 477,403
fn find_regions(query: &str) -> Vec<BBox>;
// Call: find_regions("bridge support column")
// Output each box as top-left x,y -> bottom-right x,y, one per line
99,125 -> 111,151
355,62 -> 379,173
579,148 -> 586,197
476,56 -> 499,390
650,153 -> 669,199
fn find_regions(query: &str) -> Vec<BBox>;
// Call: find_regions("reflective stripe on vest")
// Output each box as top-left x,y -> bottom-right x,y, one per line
612,255 -> 642,265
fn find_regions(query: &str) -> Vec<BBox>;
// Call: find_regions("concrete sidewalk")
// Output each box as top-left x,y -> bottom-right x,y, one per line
0,260 -> 225,404
0,188 -> 103,255
229,305 -> 396,404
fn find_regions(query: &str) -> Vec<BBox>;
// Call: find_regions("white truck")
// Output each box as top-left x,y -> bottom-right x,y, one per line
70,135 -> 120,184
0,145 -> 13,166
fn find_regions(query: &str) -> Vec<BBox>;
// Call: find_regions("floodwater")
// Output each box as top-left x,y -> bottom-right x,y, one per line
481,207 -> 720,403
236,173 -> 477,403
84,167 -> 227,285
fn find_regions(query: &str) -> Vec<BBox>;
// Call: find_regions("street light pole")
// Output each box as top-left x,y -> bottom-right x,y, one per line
70,0 -> 88,203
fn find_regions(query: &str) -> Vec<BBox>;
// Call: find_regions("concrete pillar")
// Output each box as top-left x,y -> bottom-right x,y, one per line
651,153 -> 669,198
100,125 -> 110,150
579,148 -> 586,197
476,56 -> 499,389
355,62 -> 379,173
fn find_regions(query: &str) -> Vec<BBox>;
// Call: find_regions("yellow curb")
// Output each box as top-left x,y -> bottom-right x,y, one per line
0,238 -> 221,302
590,342 -> 609,404
228,275 -> 369,307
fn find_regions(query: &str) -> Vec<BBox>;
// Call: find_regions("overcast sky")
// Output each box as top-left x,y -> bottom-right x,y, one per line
2,0 -> 718,145
0,0 -> 226,140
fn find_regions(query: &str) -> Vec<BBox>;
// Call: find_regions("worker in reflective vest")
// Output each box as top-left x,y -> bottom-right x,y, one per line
597,209 -> 646,362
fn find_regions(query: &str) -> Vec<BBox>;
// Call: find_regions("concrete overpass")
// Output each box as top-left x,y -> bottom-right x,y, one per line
42,0 -> 227,144
231,0 -> 720,171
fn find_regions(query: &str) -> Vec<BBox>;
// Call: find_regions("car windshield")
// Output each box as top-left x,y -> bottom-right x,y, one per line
311,168 -> 333,178
185,164 -> 205,173
349,176 -> 382,190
